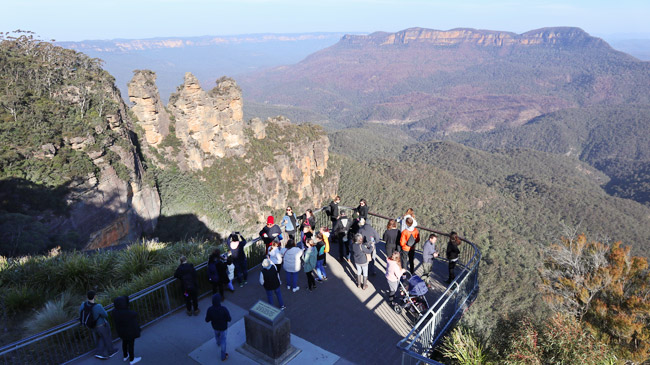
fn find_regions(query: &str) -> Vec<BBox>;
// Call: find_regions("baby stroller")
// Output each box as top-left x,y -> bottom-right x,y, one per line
393,271 -> 430,317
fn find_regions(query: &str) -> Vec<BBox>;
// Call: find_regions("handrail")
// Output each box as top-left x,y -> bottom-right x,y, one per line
0,205 -> 480,365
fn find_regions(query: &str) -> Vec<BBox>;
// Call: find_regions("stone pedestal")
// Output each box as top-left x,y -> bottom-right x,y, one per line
237,301 -> 300,365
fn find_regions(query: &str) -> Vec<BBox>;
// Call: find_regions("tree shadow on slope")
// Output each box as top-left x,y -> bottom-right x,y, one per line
152,213 -> 222,243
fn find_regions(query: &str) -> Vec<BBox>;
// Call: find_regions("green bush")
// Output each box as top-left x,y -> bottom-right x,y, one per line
22,292 -> 77,335
2,286 -> 45,316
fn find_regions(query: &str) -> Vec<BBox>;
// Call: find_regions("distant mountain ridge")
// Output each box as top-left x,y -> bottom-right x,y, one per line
341,27 -> 608,48
240,26 -> 650,132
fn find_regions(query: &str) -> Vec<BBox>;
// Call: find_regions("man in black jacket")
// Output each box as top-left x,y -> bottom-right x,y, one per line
358,218 -> 381,276
174,256 -> 199,316
333,210 -> 352,262
205,293 -> 232,361
113,296 -> 142,364
327,196 -> 341,228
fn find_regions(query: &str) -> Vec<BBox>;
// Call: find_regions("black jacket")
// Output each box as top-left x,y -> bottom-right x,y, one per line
228,233 -> 247,263
447,241 -> 460,261
328,201 -> 339,221
216,259 -> 230,284
383,228 -> 401,252
259,225 -> 282,246
174,262 -> 197,290
297,214 -> 316,231
355,204 -> 369,220
333,216 -> 352,238
261,265 -> 280,291
205,294 -> 231,331
358,223 -> 380,246
112,296 -> 141,340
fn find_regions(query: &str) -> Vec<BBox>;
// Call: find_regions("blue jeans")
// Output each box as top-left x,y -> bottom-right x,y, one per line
285,271 -> 298,289
315,259 -> 327,279
213,329 -> 227,360
266,287 -> 284,307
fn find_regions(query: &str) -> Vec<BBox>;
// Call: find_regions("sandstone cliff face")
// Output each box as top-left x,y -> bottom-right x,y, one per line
128,72 -> 337,237
167,73 -> 247,170
128,70 -> 170,146
343,27 -> 608,48
64,83 -> 161,250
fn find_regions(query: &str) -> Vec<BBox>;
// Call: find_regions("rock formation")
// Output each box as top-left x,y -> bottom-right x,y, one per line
127,72 -> 337,236
128,70 -> 170,146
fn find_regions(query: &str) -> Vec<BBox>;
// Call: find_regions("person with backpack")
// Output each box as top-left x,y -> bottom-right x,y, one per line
400,217 -> 420,274
333,210 -> 352,262
112,296 -> 142,364
79,290 -> 118,359
205,293 -> 232,362
259,258 -> 285,309
358,218 -> 380,276
228,232 -> 248,287
174,256 -> 199,316
283,239 -> 303,292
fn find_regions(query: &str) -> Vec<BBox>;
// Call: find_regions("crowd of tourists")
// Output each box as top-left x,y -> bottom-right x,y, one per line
79,195 -> 463,362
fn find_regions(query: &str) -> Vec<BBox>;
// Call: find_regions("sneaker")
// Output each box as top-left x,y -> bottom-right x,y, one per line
239,282 -> 244,288
244,280 -> 248,285
109,350 -> 119,358
94,355 -> 108,359
124,355 -> 129,361
287,285 -> 291,290
222,353 -> 229,361
187,309 -> 193,316
130,357 -> 142,364
323,276 -> 328,281
194,308 -> 200,315
292,286 -> 300,292
280,306 -> 286,310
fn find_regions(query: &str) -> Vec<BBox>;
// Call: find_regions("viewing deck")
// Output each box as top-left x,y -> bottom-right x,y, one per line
1,209 -> 480,364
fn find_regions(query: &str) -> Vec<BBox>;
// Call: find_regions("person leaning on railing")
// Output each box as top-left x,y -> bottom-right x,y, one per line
446,232 -> 461,284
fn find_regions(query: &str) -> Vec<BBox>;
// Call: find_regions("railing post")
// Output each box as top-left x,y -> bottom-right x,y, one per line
163,283 -> 172,313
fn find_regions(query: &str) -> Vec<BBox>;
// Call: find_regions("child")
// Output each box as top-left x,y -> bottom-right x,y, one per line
226,253 -> 235,292
205,293 -> 231,361
303,238 -> 318,292
315,232 -> 327,281
267,239 -> 285,273
422,234 -> 438,286
385,251 -> 406,302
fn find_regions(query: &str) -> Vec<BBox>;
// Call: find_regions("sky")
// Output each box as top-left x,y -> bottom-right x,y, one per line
3,0 -> 650,42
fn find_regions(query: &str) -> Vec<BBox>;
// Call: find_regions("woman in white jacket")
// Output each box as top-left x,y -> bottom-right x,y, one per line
282,240 -> 303,292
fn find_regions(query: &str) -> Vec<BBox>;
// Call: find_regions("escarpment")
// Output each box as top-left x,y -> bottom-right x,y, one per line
128,71 -> 337,236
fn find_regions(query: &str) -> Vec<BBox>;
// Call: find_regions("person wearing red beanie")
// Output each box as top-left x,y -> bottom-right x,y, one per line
260,215 -> 282,246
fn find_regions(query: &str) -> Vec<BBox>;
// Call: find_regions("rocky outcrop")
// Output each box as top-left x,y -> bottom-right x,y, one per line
342,27 -> 608,48
167,73 -> 247,170
69,83 -> 161,250
128,70 -> 170,146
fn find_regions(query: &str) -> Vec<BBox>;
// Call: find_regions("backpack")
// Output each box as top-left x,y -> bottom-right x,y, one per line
406,234 -> 416,247
80,302 -> 97,329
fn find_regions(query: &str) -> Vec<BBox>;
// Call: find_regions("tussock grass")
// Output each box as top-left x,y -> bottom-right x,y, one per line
22,292 -> 77,335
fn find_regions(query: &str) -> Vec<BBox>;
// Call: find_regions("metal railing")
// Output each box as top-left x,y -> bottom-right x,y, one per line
0,238 -> 268,365
0,205 -> 479,365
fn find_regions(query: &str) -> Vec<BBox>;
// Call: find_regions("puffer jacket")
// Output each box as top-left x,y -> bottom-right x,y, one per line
283,247 -> 303,273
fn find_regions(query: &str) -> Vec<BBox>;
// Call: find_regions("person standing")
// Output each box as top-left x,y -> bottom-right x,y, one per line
228,232 -> 248,287
446,232 -> 462,284
280,206 -> 298,242
358,218 -> 380,276
303,238 -> 318,292
79,290 -> 118,359
422,234 -> 439,286
314,232 -> 327,281
355,199 -> 369,220
174,256 -> 199,316
216,253 -> 232,299
259,216 -> 282,247
297,209 -> 315,232
112,296 -> 142,364
383,219 -> 401,258
326,196 -> 341,229
205,293 -> 232,362
259,259 -> 285,309
399,208 -> 418,232
333,210 -> 352,262
399,218 -> 420,274
208,251 -> 220,295
351,233 -> 373,290
283,239 -> 303,292
385,251 -> 406,302
267,240 -> 285,273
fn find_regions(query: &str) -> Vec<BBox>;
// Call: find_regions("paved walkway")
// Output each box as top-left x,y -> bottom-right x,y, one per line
72,243 -> 453,364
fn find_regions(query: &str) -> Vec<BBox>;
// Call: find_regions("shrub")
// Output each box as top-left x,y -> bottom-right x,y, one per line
440,327 -> 489,365
1,286 -> 45,316
22,292 -> 77,335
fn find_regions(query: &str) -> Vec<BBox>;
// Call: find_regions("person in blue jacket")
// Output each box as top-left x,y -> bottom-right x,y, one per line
79,290 -> 118,359
280,206 -> 298,241
205,294 -> 232,361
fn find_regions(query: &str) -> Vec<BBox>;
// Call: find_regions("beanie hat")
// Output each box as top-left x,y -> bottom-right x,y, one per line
267,216 -> 274,225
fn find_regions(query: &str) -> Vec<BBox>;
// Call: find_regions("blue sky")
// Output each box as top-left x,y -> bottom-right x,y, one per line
3,0 -> 650,41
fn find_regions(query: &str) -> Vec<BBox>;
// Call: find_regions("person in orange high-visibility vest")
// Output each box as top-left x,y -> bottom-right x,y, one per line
399,217 -> 419,273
